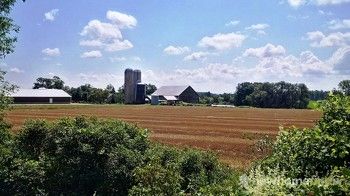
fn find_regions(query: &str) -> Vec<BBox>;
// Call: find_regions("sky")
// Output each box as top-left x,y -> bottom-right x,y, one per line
1,0 -> 350,93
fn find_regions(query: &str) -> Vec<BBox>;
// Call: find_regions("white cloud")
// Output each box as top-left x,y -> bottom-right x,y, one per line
318,10 -> 333,15
42,48 -> 61,57
306,31 -> 350,47
243,43 -> 286,58
287,0 -> 307,7
174,63 -> 241,82
315,0 -> 350,5
106,10 -> 137,29
225,20 -> 240,27
44,9 -> 59,21
81,50 -> 102,58
240,43 -> 333,77
245,23 -> 270,30
110,57 -> 127,62
132,56 -> 142,62
328,19 -> 350,29
329,46 -> 350,74
104,39 -> 133,52
198,32 -> 246,50
287,0 -> 350,7
80,40 -> 104,47
9,67 -> 24,73
80,11 -> 136,53
163,46 -> 190,55
80,20 -> 122,41
110,56 -> 141,63
71,73 -> 124,88
184,52 -> 211,61
257,30 -> 267,35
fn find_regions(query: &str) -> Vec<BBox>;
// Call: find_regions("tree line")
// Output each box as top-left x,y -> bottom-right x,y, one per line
34,76 -> 350,108
32,76 -> 157,104
199,80 -> 350,109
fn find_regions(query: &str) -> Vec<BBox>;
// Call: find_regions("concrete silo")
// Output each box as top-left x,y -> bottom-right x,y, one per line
124,69 -> 135,104
124,68 -> 146,104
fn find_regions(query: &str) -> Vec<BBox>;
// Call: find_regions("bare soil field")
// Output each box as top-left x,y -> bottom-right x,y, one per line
6,104 -> 321,169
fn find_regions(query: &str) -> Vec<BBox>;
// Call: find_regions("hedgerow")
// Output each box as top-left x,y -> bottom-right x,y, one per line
0,116 -> 240,195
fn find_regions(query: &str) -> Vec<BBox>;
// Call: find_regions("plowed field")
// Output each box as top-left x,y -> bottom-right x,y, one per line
6,105 -> 321,169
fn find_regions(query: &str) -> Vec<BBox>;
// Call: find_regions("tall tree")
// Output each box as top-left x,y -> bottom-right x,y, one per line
0,0 -> 20,117
146,84 -> 157,95
105,84 -> 117,103
338,80 -> 350,96
0,0 -> 24,58
33,76 -> 65,89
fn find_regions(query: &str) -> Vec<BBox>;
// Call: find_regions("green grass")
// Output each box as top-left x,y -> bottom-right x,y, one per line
307,100 -> 323,109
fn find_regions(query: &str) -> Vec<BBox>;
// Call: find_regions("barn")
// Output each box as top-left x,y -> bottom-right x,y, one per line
10,89 -> 71,104
151,85 -> 199,104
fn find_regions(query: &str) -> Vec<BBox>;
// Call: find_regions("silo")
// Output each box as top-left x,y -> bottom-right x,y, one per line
124,69 -> 135,104
134,69 -> 141,83
136,83 -> 146,104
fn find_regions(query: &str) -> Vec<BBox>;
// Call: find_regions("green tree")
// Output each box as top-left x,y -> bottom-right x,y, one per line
338,80 -> 350,96
33,76 -> 65,89
0,71 -> 17,120
106,84 -> 118,103
0,0 -> 24,58
116,85 -> 125,103
146,84 -> 157,95
262,93 -> 350,178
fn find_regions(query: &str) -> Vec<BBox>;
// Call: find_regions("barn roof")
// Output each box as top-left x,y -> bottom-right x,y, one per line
152,86 -> 190,96
10,89 -> 72,98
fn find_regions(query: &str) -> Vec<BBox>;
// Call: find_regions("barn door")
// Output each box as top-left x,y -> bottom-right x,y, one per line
49,98 -> 53,104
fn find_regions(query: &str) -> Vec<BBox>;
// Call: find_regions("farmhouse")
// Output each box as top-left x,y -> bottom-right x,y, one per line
10,89 -> 71,104
151,85 -> 199,104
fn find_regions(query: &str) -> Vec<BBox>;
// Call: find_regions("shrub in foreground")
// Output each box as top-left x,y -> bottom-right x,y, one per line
0,116 -> 240,195
130,145 -> 242,195
244,94 -> 350,195
261,94 -> 350,179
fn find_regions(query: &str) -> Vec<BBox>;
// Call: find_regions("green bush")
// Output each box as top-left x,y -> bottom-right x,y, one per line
130,145 -> 241,195
245,94 -> 350,195
241,166 -> 350,195
1,116 -> 149,195
0,117 -> 240,195
261,94 -> 350,179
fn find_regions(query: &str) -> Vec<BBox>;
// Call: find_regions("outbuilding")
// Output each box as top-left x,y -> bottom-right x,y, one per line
10,89 -> 71,104
151,85 -> 199,104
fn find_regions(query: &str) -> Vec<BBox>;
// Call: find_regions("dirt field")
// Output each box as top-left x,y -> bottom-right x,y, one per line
6,104 -> 321,169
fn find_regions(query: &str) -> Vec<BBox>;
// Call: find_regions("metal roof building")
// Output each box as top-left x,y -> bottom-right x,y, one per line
10,89 -> 71,104
151,85 -> 199,104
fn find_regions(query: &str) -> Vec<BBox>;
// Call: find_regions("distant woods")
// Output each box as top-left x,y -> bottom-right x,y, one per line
32,76 -> 349,108
233,82 -> 309,109
199,80 -> 349,109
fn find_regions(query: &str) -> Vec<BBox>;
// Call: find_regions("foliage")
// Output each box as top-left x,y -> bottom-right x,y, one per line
33,76 -> 65,89
67,84 -> 124,104
307,100 -> 322,109
338,80 -> 350,96
262,94 -> 350,178
0,116 -> 241,195
309,90 -> 329,101
241,166 -> 350,195
130,145 -> 241,195
0,70 -> 16,120
0,117 -> 149,195
0,0 -> 22,59
146,83 -> 157,95
233,81 -> 309,109
198,92 -> 235,105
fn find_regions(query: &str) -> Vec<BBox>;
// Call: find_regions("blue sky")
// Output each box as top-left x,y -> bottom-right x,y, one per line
1,0 -> 350,93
